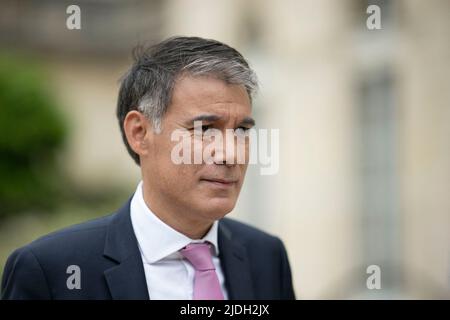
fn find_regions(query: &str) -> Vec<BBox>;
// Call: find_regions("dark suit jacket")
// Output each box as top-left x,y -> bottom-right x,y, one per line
1,198 -> 296,300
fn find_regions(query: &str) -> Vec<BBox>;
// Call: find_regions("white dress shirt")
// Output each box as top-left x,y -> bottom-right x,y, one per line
130,181 -> 228,300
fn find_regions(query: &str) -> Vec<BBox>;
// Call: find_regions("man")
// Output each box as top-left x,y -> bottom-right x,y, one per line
1,36 -> 295,300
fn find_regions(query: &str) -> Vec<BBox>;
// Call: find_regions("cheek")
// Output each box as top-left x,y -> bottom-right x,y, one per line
239,161 -> 249,177
235,138 -> 250,164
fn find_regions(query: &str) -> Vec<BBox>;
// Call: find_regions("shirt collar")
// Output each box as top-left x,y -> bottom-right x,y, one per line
130,181 -> 219,264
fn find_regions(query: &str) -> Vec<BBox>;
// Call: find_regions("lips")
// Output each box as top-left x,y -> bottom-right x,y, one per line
201,178 -> 238,187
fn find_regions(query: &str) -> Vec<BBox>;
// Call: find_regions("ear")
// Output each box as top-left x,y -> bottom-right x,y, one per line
123,110 -> 153,158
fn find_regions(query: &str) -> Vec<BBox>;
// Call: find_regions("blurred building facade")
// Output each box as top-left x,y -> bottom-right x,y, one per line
0,0 -> 449,298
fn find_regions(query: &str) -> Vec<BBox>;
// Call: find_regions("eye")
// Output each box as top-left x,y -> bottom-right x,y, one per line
235,126 -> 250,133
201,124 -> 212,132
190,124 -> 212,132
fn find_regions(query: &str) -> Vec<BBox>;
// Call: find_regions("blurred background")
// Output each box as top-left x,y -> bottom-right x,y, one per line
0,0 -> 449,299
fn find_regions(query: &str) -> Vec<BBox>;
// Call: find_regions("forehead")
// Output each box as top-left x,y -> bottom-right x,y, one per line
168,75 -> 252,118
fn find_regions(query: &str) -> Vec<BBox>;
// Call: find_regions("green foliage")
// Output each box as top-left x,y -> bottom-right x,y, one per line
0,54 -> 67,218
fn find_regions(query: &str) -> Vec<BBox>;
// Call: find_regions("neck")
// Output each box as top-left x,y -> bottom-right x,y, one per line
141,183 -> 213,240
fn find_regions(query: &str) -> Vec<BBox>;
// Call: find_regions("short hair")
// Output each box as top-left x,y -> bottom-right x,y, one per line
116,36 -> 259,165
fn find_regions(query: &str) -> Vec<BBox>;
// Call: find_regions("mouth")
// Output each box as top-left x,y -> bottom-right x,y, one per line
200,178 -> 238,188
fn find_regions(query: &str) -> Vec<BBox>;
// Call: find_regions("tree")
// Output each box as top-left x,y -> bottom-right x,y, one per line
0,54 -> 67,218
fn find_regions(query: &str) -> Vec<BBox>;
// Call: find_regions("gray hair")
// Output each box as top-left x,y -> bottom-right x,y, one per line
116,36 -> 258,165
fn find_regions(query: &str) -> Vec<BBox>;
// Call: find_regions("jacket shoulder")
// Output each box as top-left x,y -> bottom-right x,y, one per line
1,213 -> 116,299
6,212 -> 117,270
27,213 -> 114,251
220,217 -> 296,300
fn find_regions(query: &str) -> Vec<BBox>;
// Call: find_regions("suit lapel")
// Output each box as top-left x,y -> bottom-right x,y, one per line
218,220 -> 255,299
102,199 -> 255,300
103,198 -> 149,300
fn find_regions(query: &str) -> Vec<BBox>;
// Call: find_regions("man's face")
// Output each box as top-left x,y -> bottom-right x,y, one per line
141,75 -> 254,224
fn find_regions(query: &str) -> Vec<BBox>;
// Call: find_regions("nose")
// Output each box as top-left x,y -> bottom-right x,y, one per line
210,131 -> 247,166
213,148 -> 234,166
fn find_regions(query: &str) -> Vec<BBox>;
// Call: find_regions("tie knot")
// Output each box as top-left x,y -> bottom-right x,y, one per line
180,243 -> 215,271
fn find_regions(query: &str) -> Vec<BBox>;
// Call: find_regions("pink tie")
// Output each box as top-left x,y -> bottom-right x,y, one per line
180,243 -> 225,300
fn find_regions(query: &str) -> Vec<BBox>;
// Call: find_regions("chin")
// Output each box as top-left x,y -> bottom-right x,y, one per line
200,198 -> 236,220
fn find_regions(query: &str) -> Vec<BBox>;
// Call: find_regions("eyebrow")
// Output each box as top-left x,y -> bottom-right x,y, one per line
186,114 -> 256,127
188,114 -> 223,124
239,116 -> 256,127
